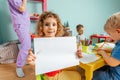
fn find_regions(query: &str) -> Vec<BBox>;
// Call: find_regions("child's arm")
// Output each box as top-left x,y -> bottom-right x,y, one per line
97,48 -> 113,53
97,50 -> 120,67
76,50 -> 82,58
26,48 -> 36,65
18,0 -> 27,13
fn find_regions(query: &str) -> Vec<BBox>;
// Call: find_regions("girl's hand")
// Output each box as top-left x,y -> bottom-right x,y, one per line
76,50 -> 82,58
26,49 -> 36,65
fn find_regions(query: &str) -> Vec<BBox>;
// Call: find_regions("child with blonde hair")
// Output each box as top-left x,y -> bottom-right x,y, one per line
92,12 -> 120,80
27,11 -> 81,80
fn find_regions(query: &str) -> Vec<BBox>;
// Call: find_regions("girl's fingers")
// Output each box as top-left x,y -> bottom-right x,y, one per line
27,55 -> 35,65
28,49 -> 36,59
76,50 -> 82,58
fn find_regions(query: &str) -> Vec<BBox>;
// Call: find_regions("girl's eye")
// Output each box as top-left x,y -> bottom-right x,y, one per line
44,23 -> 57,27
45,23 -> 49,26
53,23 -> 56,26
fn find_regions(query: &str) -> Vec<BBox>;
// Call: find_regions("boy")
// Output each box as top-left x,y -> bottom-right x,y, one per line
76,24 -> 86,43
92,12 -> 120,80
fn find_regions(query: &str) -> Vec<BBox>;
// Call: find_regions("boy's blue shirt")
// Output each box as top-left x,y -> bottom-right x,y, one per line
110,40 -> 120,79
112,40 -> 120,60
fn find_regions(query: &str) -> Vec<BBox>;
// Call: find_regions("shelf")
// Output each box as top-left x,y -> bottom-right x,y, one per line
29,0 -> 47,12
30,0 -> 43,2
29,0 -> 47,21
30,16 -> 39,21
30,13 -> 40,21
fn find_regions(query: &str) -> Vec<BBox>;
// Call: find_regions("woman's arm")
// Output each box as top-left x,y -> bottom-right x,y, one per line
18,0 -> 26,13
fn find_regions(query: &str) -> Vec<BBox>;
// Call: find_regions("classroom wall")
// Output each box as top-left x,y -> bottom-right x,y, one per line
0,0 -> 17,43
0,0 -> 120,43
47,0 -> 120,36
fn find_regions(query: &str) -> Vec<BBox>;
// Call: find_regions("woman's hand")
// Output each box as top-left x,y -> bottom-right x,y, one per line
26,49 -> 36,65
76,50 -> 82,58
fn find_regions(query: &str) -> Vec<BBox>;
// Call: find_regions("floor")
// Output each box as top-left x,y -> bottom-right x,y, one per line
0,63 -> 36,80
0,63 -> 85,80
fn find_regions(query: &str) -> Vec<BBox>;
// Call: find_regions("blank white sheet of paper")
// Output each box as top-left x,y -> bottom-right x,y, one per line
34,37 -> 79,75
79,52 -> 100,64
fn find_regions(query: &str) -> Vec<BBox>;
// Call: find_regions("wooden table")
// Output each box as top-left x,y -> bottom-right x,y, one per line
79,58 -> 105,80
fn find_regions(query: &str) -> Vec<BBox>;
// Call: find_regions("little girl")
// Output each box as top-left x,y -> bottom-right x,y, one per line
27,11 -> 81,80
8,0 -> 31,78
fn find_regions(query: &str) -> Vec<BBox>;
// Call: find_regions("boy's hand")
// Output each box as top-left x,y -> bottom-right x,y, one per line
76,50 -> 82,58
96,47 -> 112,53
26,48 -> 36,65
97,50 -> 106,56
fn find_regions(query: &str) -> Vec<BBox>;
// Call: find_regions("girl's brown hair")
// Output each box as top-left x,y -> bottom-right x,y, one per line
36,11 -> 64,37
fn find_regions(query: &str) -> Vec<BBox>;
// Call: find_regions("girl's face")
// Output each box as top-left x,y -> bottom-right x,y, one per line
43,17 -> 57,37
106,29 -> 120,41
